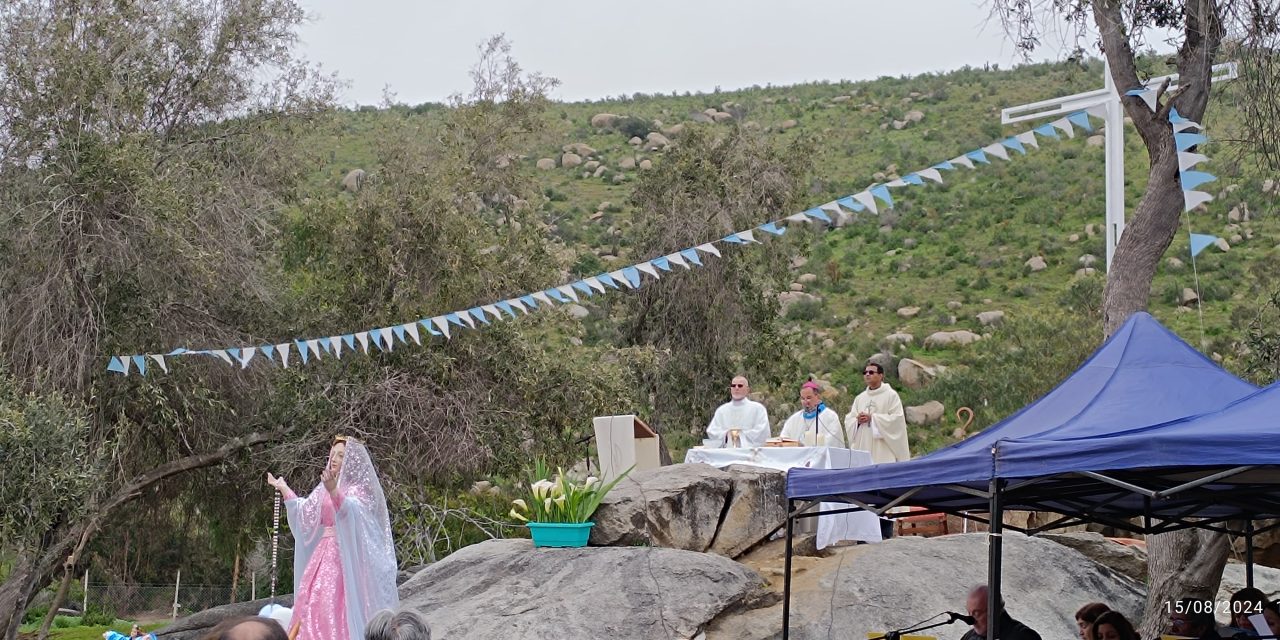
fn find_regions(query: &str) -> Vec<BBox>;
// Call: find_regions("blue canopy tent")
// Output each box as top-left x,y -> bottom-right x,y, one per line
779,312 -> 1268,640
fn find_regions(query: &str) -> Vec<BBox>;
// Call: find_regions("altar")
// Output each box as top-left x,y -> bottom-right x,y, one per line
683,446 -> 882,548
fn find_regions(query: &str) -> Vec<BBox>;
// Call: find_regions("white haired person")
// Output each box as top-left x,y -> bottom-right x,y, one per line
267,436 -> 398,640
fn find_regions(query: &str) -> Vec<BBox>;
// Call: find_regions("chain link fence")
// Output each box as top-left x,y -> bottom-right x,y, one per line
84,577 -> 285,620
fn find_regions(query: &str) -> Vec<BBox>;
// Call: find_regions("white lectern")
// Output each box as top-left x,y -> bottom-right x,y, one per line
593,414 -> 661,483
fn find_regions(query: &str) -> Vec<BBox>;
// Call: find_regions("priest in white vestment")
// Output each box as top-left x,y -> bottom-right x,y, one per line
706,375 -> 771,447
847,363 -> 910,463
780,381 -> 848,447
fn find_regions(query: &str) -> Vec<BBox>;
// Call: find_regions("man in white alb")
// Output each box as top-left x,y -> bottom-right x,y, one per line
706,375 -> 771,448
847,362 -> 910,463
780,381 -> 848,447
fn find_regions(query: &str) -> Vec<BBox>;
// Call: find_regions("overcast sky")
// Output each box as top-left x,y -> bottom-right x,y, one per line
295,0 -> 1113,106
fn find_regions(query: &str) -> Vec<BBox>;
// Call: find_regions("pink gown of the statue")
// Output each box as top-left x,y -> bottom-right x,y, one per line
286,488 -> 348,640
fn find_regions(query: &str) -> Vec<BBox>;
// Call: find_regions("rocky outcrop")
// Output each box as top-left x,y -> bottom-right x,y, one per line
400,539 -> 768,640
709,465 -> 788,558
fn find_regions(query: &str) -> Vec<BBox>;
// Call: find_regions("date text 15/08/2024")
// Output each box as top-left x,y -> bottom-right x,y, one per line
1166,600 -> 1263,616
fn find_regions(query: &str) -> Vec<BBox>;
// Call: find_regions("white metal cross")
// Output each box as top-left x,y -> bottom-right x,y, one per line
1001,61 -> 1237,270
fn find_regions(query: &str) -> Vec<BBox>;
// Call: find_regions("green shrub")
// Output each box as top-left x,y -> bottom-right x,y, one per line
614,116 -> 651,140
785,299 -> 824,321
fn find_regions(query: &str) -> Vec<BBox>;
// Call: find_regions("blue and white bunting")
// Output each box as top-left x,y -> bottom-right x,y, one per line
109,109 -> 1129,377
1190,233 -> 1218,258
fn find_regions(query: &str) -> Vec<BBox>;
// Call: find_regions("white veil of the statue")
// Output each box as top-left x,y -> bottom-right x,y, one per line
286,439 -> 399,640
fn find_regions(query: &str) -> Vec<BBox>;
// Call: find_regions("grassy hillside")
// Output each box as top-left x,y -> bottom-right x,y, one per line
305,58 -> 1278,456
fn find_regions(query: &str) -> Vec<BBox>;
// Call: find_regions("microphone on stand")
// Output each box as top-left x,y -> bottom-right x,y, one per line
947,612 -> 977,625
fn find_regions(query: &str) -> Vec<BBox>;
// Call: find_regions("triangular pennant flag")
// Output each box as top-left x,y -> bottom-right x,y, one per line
237,348 -> 257,369
852,190 -> 878,214
495,300 -> 517,318
377,328 -> 394,351
1033,123 -> 1060,139
758,222 -> 786,236
447,311 -> 473,328
596,273 -> 620,289
836,196 -> 865,211
355,331 -> 371,353
668,252 -> 691,269
636,262 -> 661,279
276,343 -> 291,368
260,344 -> 276,363
1190,233 -> 1218,257
531,291 -> 555,307
329,336 -> 343,359
212,349 -> 235,365
132,355 -> 147,376
1016,131 -> 1039,149
621,266 -> 642,288
950,155 -> 975,170
1125,88 -> 1159,112
295,340 -> 311,364
342,334 -> 355,350
651,256 -> 673,271
572,280 -> 596,296
1169,107 -> 1189,124
555,286 -> 579,302
1085,104 -> 1108,120
1175,132 -> 1208,151
227,347 -> 241,362
482,303 -> 503,317
508,298 -> 530,314
917,168 -> 944,184
518,294 -> 539,309
1180,171 -> 1217,190
305,339 -> 322,359
404,322 -> 421,345
469,307 -> 492,323
584,276 -> 607,292
696,243 -> 720,257
545,289 -> 569,304
722,233 -> 745,245
319,338 -> 333,354
870,184 -> 895,207
982,143 -> 1010,161
933,160 -> 957,171
902,173 -> 925,186
167,347 -> 189,356
432,313 -> 453,337
149,354 -> 168,373
1178,152 -> 1209,171
368,328 -> 383,350
804,207 -> 832,223
1001,137 -> 1027,155
421,319 -> 441,336
965,149 -> 991,164
107,356 -> 128,374
392,324 -> 407,344
679,249 -> 702,266
785,212 -> 810,222
609,270 -> 634,289
1051,117 -> 1076,138
1067,111 -> 1093,132
884,179 -> 908,188
1173,120 -> 1201,133
1183,190 -> 1214,211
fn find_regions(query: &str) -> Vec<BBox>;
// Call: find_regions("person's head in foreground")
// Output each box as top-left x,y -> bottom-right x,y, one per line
1169,598 -> 1218,639
201,617 -> 288,640
1231,587 -> 1268,632
1091,611 -> 1139,640
966,585 -> 1004,638
1076,602 -> 1111,640
365,608 -> 431,640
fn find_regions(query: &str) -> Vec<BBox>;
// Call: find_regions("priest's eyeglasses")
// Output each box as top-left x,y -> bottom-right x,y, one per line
730,383 -> 746,388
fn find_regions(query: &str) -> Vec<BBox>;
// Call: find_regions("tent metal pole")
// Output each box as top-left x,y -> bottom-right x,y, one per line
1153,465 -> 1257,498
988,477 -> 1004,640
783,498 -> 794,640
1247,519 -> 1255,588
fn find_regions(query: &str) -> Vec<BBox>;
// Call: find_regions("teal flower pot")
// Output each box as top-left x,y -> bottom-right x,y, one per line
527,521 -> 594,548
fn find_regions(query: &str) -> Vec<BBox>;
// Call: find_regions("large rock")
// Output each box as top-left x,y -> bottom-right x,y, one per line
905,401 -> 945,426
976,310 -> 1005,327
535,158 -> 556,170
590,113 -> 619,129
897,306 -> 920,319
643,131 -> 671,151
924,330 -> 981,349
400,539 -> 766,640
1180,287 -> 1200,306
565,304 -> 590,319
156,595 -> 295,640
341,168 -> 366,193
619,156 -> 637,170
779,119 -> 798,130
590,464 -> 733,551
883,332 -> 914,347
709,465 -> 787,558
562,142 -> 598,157
1025,256 -> 1047,272
898,358 -> 938,390
561,152 -> 583,168
707,533 -> 1144,640
777,291 -> 820,314
1040,532 -> 1148,583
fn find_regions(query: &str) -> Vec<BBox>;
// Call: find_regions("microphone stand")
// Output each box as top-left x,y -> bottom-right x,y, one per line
869,614 -> 970,640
